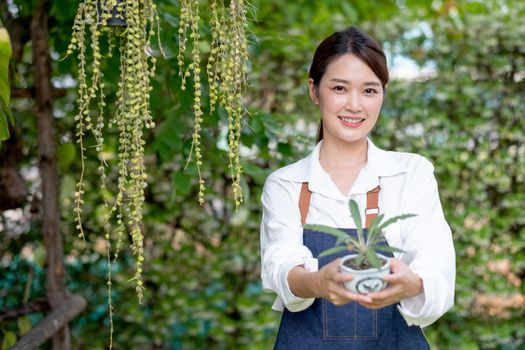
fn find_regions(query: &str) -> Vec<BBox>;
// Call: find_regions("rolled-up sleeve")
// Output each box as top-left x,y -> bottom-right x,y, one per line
397,157 -> 456,327
260,173 -> 318,312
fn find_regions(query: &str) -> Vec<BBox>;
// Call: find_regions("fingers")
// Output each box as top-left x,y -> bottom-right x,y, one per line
333,271 -> 354,283
322,259 -> 354,284
355,259 -> 423,309
367,284 -> 401,300
347,292 -> 372,304
359,286 -> 400,309
358,299 -> 392,309
327,285 -> 373,305
319,260 -> 374,305
382,273 -> 401,283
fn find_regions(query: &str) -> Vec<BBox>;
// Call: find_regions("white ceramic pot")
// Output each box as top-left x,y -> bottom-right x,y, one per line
340,254 -> 391,294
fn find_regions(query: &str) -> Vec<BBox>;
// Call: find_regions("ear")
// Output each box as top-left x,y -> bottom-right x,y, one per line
308,78 -> 319,105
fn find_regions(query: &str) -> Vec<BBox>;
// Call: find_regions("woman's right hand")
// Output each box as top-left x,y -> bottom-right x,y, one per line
315,258 -> 373,305
288,258 -> 373,305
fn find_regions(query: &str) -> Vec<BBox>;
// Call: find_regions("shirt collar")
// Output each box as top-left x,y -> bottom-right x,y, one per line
279,137 -> 408,199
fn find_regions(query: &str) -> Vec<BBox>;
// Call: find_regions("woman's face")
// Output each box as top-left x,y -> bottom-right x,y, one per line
309,53 -> 384,145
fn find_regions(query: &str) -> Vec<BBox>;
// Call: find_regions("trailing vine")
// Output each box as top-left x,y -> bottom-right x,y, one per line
63,0 -> 250,345
179,0 -> 250,208
178,0 -> 205,204
64,2 -> 162,344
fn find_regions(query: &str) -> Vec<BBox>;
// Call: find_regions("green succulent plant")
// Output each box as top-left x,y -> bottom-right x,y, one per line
304,199 -> 416,269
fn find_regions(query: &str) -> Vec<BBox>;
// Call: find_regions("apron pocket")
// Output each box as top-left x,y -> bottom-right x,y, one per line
322,299 -> 378,340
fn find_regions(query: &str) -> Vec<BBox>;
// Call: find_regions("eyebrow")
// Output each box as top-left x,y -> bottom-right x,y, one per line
329,78 -> 381,87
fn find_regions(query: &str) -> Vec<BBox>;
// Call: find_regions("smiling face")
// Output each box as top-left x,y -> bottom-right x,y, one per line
309,53 -> 384,146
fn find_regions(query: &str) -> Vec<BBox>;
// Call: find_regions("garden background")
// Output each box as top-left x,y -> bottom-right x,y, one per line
1,0 -> 524,349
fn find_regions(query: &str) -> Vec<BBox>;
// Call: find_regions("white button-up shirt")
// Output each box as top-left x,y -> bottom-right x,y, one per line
260,138 -> 455,328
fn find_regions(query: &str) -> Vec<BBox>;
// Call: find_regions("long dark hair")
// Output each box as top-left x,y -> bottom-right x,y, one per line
309,26 -> 388,142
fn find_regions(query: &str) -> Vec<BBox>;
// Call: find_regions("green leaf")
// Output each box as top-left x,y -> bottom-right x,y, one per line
33,244 -> 46,268
376,213 -> 417,233
340,235 -> 362,249
367,213 -> 384,233
0,27 -> 12,142
173,171 -> 192,196
366,213 -> 385,244
243,163 -> 269,185
365,249 -> 382,269
318,245 -> 346,258
17,316 -> 32,336
0,107 -> 9,141
354,253 -> 365,267
1,97 -> 13,125
377,246 -> 405,253
349,199 -> 364,245
60,174 -> 76,205
0,28 -> 12,107
303,224 -> 349,241
1,331 -> 16,350
57,143 -> 77,169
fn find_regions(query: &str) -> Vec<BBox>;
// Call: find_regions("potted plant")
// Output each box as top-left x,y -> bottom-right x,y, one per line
304,200 -> 416,294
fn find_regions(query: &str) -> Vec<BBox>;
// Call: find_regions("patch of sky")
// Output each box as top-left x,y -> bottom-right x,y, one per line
386,22 -> 437,80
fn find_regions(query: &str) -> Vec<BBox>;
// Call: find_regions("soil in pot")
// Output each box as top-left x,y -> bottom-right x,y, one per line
343,256 -> 388,270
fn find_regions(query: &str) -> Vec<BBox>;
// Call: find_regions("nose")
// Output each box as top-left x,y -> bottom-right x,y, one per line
345,91 -> 362,112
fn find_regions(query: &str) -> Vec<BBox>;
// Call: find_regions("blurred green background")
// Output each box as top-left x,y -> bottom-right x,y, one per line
1,0 -> 524,349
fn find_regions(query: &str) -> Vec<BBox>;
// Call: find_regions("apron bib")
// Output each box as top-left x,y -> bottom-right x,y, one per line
273,183 -> 429,349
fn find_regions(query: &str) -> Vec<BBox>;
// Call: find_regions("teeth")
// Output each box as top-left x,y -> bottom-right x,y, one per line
339,116 -> 364,123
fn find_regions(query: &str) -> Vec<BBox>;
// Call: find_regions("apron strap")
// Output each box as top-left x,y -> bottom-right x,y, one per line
298,182 -> 381,228
299,183 -> 312,226
365,185 -> 380,228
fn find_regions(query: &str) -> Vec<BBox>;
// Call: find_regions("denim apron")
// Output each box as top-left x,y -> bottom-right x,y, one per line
274,183 -> 429,349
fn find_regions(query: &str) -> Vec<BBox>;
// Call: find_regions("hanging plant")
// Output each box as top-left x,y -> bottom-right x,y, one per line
178,0 -> 249,208
64,0 -> 162,344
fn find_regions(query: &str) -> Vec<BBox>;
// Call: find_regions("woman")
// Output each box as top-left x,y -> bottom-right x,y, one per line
260,26 -> 455,349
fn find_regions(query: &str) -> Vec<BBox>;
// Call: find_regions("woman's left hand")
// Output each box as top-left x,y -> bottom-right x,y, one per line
358,258 -> 423,309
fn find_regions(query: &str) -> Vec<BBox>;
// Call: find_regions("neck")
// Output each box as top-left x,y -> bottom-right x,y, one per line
319,137 -> 368,168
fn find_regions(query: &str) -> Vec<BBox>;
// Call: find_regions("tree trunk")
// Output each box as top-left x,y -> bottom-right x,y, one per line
30,0 -> 71,349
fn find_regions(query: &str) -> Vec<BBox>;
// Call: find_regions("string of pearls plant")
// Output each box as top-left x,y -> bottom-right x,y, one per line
65,1 -> 162,345
178,0 -> 249,208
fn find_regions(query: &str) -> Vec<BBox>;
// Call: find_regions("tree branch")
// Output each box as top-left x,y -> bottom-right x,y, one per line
11,87 -> 68,99
10,295 -> 86,350
0,298 -> 50,322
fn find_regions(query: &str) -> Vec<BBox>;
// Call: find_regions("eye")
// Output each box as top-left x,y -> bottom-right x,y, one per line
332,85 -> 346,93
364,88 -> 379,96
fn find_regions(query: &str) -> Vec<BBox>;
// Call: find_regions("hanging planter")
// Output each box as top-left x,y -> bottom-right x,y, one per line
96,0 -> 128,27
65,0 -> 162,313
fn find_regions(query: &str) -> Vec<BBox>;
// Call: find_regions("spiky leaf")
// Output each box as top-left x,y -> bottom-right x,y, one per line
377,213 -> 417,233
318,245 -> 347,257
349,199 -> 364,246
365,249 -> 382,268
367,213 -> 384,234
354,253 -> 365,267
304,224 -> 349,241
367,213 -> 386,244
377,245 -> 405,253
336,234 -> 361,248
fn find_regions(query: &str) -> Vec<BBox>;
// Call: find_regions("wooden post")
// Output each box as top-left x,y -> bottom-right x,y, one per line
30,0 -> 71,348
